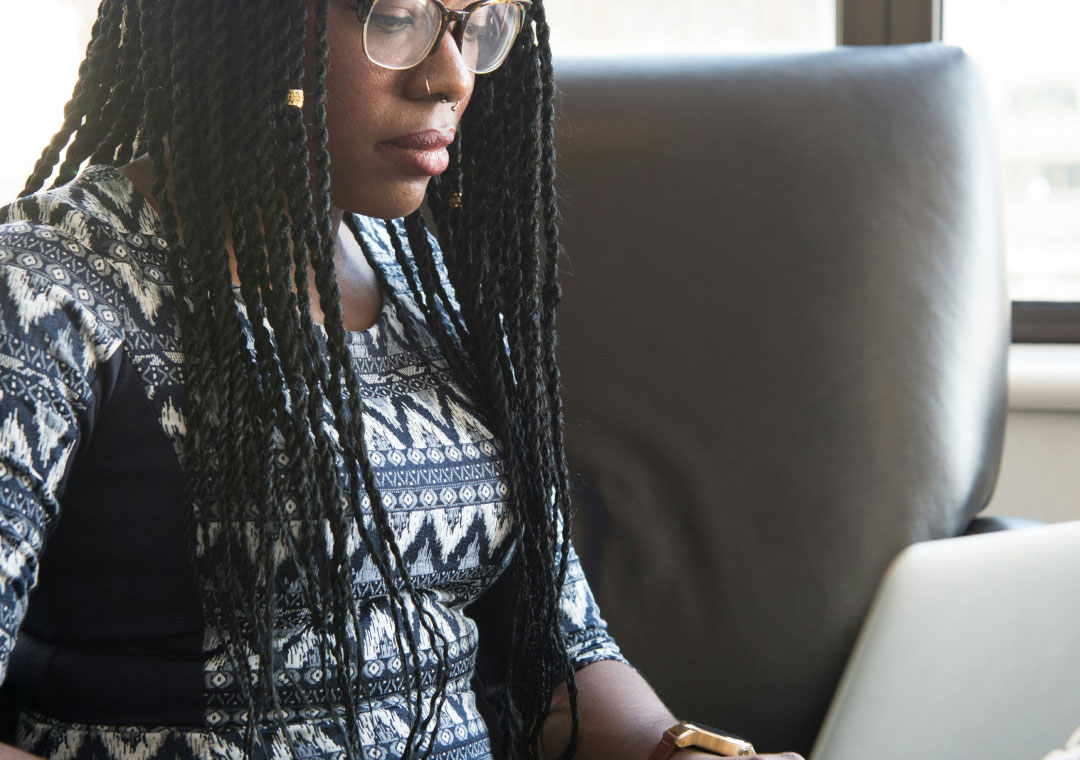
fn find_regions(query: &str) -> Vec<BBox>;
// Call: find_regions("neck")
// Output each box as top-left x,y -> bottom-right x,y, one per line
330,205 -> 345,241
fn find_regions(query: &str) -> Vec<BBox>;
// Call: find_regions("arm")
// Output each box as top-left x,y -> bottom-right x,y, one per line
503,505 -> 803,759
0,744 -> 42,759
541,652 -> 805,760
0,238 -> 120,754
541,659 -> 676,760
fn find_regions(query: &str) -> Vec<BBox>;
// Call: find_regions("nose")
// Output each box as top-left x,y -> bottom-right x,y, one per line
408,27 -> 474,106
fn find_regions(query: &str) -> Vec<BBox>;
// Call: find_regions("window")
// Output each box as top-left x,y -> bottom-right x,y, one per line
943,0 -> 1080,302
0,1 -> 96,201
0,0 -> 96,202
543,0 -> 836,56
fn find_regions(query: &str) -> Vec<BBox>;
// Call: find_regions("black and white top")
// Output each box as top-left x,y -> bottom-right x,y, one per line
0,166 -> 622,760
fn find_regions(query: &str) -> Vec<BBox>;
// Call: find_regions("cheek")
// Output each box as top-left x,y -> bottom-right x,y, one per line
322,82 -> 375,167
323,45 -> 402,145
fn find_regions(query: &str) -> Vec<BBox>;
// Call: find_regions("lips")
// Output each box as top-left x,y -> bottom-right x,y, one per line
384,128 -> 456,151
380,128 -> 456,176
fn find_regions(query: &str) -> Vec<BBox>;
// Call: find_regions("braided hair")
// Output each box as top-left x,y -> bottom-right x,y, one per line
21,0 -> 578,758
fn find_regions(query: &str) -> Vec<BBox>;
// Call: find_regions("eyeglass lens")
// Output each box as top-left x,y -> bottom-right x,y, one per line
364,0 -> 525,74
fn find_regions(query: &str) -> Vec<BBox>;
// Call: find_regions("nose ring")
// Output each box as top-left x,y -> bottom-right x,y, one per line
428,76 -> 458,111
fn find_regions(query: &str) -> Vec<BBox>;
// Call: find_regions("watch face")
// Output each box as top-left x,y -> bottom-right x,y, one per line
682,722 -> 748,742
676,722 -> 755,757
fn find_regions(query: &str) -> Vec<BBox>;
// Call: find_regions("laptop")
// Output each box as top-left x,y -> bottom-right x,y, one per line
810,520 -> 1080,760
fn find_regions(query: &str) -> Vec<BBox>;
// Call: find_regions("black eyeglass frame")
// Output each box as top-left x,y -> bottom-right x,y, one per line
359,0 -> 533,74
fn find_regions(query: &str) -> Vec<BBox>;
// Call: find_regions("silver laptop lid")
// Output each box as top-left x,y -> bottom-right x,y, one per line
811,520 -> 1080,760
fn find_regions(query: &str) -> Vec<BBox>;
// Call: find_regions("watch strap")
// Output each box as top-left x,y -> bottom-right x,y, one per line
648,727 -> 683,760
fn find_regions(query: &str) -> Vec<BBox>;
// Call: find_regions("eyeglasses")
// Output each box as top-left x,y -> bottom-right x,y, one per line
359,0 -> 531,75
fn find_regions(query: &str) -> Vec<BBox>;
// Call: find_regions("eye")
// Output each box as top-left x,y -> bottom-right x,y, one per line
463,9 -> 499,41
369,9 -> 419,33
462,22 -> 481,42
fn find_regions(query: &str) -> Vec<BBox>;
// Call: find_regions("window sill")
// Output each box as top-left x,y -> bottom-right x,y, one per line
1008,343 -> 1080,412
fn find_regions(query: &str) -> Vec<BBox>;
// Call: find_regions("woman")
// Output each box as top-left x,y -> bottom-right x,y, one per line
0,1 -> 803,759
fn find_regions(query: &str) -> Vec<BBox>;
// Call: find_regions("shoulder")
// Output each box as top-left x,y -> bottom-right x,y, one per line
0,165 -> 174,339
1,165 -> 164,250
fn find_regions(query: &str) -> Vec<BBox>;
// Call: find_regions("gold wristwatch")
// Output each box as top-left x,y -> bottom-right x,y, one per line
648,721 -> 756,760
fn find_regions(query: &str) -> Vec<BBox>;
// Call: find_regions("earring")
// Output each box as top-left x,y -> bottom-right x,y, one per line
286,89 -> 304,108
450,103 -> 459,112
426,77 -> 432,97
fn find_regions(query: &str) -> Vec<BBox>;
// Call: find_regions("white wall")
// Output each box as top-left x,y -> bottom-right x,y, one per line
983,344 -> 1080,523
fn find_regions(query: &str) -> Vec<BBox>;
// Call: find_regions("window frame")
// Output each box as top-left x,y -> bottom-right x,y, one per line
838,0 -> 941,44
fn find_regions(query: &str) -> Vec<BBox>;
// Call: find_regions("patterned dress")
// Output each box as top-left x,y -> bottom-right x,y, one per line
0,166 -> 622,759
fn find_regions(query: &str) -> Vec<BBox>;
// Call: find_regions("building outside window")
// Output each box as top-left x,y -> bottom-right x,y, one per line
943,0 -> 1080,302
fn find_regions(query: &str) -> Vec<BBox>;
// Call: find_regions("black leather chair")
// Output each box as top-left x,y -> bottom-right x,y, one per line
553,44 -> 1010,755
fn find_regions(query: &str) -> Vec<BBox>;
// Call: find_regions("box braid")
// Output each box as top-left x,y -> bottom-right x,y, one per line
425,6 -> 580,756
21,0 -> 579,758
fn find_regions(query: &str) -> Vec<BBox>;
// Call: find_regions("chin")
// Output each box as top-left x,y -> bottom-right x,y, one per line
332,178 -> 430,221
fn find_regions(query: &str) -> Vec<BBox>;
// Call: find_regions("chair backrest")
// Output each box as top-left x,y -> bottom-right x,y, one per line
553,44 -> 1008,754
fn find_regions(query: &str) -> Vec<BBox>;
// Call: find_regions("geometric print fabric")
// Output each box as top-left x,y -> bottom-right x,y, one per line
0,166 -> 623,760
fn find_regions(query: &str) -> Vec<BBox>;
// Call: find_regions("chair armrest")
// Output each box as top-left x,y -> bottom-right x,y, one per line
964,515 -> 1044,535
